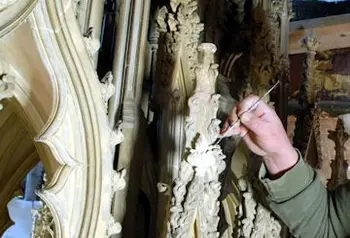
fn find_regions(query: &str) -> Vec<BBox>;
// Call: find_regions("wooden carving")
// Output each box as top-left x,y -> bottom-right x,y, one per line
293,36 -> 320,157
327,118 -> 349,190
168,43 -> 225,238
155,1 -> 204,236
236,176 -> 281,237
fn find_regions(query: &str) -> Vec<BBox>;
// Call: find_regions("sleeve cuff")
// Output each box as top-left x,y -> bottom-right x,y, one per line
258,150 -> 316,203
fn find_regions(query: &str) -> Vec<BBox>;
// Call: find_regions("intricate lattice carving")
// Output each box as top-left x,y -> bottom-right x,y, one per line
167,43 -> 225,238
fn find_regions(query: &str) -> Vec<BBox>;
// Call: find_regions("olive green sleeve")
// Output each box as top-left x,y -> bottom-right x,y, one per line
259,153 -> 350,238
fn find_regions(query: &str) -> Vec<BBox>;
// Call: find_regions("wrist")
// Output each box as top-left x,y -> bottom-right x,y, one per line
263,146 -> 298,177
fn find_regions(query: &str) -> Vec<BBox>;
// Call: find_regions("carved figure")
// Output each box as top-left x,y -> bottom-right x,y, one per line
328,118 -> 349,190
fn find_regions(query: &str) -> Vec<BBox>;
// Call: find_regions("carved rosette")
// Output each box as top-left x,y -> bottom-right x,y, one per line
167,43 -> 225,238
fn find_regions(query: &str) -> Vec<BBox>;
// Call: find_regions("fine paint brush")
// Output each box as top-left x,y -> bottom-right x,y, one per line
213,80 -> 280,145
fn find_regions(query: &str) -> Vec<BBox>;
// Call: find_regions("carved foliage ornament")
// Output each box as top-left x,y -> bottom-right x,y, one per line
156,0 -> 204,101
168,43 -> 225,238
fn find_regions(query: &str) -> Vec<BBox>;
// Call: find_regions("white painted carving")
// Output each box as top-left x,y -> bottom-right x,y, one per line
236,176 -> 281,237
0,75 -> 14,110
167,43 -> 225,238
157,182 -> 171,196
112,169 -> 127,193
111,120 -> 124,146
83,27 -> 101,60
106,216 -> 122,237
31,202 -> 54,238
100,71 -> 116,112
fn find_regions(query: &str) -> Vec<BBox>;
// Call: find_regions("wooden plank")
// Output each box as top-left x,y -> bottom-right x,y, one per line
289,14 -> 350,54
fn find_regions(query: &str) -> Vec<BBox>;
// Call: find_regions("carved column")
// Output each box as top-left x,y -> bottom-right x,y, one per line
293,36 -> 320,157
108,0 -> 151,237
155,1 -> 204,237
168,43 -> 225,238
328,118 -> 349,190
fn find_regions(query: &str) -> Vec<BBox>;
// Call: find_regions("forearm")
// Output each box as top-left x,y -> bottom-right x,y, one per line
260,156 -> 350,238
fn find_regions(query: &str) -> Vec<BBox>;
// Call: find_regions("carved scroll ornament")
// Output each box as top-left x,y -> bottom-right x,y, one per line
167,43 -> 225,238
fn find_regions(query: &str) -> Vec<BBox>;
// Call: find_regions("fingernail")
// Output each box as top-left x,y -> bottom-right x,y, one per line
241,113 -> 252,123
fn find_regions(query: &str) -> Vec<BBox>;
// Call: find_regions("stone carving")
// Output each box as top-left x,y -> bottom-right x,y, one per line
156,0 -> 204,100
100,71 -> 115,113
73,0 -> 81,18
106,216 -> 122,237
112,169 -> 127,193
328,118 -> 349,190
294,36 -> 320,157
0,74 -> 14,110
111,120 -> 124,146
157,182 -> 171,196
31,202 -> 55,238
83,27 -> 101,60
0,0 -> 18,12
155,1 -> 204,236
167,43 -> 225,238
236,176 -> 281,237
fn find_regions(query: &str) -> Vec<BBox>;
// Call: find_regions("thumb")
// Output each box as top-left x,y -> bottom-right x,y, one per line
240,112 -> 264,135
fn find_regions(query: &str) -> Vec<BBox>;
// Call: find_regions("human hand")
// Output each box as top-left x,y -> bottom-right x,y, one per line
221,95 -> 298,176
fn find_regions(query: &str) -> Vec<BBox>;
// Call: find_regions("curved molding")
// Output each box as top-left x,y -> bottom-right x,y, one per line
0,0 -> 38,38
26,0 -> 116,237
